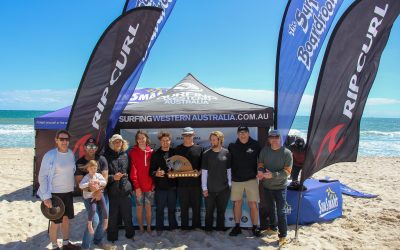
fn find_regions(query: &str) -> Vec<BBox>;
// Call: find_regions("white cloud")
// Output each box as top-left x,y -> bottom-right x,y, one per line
213,87 -> 314,116
0,89 -> 76,110
366,98 -> 400,105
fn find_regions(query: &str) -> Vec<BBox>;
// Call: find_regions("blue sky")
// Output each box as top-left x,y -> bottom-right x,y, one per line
0,0 -> 399,117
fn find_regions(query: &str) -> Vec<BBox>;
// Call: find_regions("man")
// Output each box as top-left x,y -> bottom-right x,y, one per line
257,129 -> 293,247
201,131 -> 231,231
228,126 -> 261,237
174,127 -> 203,230
37,130 -> 80,250
149,131 -> 178,232
75,137 -> 108,250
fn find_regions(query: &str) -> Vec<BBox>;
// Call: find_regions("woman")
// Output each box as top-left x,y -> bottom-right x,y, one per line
129,130 -> 154,233
105,134 -> 135,242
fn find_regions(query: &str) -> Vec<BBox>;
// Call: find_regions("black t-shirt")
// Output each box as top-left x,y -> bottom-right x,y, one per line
228,137 -> 260,182
202,148 -> 231,193
75,155 -> 108,176
174,144 -> 203,187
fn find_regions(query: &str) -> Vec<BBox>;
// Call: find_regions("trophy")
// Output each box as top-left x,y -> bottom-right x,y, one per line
166,155 -> 200,178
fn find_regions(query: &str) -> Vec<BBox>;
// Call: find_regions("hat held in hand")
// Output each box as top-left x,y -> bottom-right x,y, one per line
40,196 -> 65,221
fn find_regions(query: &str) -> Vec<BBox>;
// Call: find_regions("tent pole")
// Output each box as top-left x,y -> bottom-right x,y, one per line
294,186 -> 304,241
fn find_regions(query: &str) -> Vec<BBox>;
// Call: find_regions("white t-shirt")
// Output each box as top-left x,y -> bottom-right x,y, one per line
51,150 -> 76,193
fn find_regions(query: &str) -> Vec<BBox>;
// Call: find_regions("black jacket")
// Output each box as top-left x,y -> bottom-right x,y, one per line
228,137 -> 261,182
149,147 -> 177,191
104,150 -> 133,197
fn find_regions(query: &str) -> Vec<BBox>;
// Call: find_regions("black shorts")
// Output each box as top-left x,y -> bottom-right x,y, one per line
51,192 -> 74,224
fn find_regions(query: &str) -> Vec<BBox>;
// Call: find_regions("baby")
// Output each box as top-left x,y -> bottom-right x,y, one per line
79,160 -> 108,235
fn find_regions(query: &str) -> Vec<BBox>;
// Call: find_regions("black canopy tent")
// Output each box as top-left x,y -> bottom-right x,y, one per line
118,73 -> 274,131
33,73 -> 274,193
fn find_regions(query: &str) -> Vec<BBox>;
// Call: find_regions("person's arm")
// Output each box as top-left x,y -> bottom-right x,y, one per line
227,168 -> 232,187
257,149 -> 266,179
129,157 -> 140,191
98,173 -> 107,187
37,152 -> 52,201
79,175 -> 90,189
149,152 -> 158,177
201,169 -> 208,192
99,156 -> 109,182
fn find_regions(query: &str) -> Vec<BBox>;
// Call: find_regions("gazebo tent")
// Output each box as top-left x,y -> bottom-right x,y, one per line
118,73 -> 273,130
33,73 -> 274,193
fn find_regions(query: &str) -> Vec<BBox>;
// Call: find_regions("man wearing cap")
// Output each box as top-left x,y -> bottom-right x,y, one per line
174,127 -> 203,230
75,137 -> 108,250
257,129 -> 293,246
228,126 -> 262,237
37,130 -> 80,250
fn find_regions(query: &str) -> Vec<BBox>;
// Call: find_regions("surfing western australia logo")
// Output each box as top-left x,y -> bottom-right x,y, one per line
318,187 -> 339,218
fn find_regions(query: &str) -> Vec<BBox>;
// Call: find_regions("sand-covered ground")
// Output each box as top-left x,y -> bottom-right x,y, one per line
0,148 -> 399,249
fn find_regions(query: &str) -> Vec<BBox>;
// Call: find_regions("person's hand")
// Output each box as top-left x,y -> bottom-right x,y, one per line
203,190 -> 208,197
135,188 -> 142,198
263,170 -> 273,179
113,172 -> 123,181
89,181 -> 99,191
155,168 -> 165,177
257,171 -> 264,180
44,199 -> 52,208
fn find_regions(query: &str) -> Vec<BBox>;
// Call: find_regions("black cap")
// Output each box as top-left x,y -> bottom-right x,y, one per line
237,126 -> 249,133
84,137 -> 97,146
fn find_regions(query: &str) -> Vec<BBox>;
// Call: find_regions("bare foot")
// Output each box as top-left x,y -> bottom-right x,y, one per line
147,225 -> 152,234
139,226 -> 145,233
103,219 -> 108,231
88,221 -> 94,235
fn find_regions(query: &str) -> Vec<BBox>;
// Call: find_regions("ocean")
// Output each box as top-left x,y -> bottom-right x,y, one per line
0,110 -> 399,156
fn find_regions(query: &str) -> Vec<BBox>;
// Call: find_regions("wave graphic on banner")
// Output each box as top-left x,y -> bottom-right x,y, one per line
106,0 -> 177,140
66,7 -> 162,156
301,0 -> 400,183
275,0 -> 343,144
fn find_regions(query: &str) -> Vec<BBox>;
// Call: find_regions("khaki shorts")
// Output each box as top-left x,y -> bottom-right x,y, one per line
230,179 -> 259,202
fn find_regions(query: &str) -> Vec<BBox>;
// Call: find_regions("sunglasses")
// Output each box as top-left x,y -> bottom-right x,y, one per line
58,137 -> 70,142
85,145 -> 98,150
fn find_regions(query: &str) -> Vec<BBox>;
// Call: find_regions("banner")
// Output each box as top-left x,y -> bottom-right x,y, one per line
67,7 -> 162,156
106,0 -> 177,139
275,0 -> 343,144
301,0 -> 400,183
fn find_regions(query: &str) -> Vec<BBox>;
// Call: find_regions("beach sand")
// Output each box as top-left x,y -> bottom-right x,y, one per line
0,148 -> 399,250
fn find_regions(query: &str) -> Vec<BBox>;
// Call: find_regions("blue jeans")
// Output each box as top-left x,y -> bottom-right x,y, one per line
264,188 -> 287,238
82,193 -> 109,249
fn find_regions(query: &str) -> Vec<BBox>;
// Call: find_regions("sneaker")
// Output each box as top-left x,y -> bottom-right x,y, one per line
252,227 -> 262,237
61,242 -> 82,250
278,237 -> 288,247
229,226 -> 242,236
265,228 -> 278,235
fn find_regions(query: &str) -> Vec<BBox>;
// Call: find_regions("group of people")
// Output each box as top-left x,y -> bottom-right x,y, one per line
37,125 -> 295,249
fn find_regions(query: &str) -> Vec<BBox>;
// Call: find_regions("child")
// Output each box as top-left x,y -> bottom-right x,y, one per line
79,160 -> 108,235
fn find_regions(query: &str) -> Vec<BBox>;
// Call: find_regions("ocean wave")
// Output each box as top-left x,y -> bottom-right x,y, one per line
0,125 -> 34,135
360,130 -> 400,137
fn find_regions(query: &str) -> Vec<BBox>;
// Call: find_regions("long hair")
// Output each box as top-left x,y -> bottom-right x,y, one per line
135,130 -> 151,146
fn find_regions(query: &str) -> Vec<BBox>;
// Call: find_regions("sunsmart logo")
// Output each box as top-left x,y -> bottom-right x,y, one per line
318,187 -> 339,218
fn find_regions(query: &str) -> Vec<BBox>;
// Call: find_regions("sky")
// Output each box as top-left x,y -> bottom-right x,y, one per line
0,0 -> 399,117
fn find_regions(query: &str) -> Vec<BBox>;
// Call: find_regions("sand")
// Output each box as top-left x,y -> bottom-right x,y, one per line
0,148 -> 399,250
